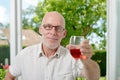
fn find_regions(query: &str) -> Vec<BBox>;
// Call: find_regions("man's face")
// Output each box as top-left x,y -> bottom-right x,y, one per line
39,14 -> 66,49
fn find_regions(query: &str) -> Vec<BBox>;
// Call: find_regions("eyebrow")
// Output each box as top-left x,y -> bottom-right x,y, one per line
43,24 -> 62,27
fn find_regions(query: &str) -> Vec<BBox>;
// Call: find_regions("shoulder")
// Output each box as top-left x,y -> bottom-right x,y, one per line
23,44 -> 40,51
17,44 -> 40,56
59,46 -> 69,54
59,46 -> 72,58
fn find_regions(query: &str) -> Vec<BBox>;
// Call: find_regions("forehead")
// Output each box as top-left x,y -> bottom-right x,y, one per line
42,13 -> 65,27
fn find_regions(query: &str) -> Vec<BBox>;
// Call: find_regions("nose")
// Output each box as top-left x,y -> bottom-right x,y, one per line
50,27 -> 57,35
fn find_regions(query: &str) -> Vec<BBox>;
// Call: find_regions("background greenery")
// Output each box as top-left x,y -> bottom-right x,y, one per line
21,0 -> 106,49
0,45 -> 10,65
0,69 -> 6,80
0,0 -> 106,49
92,50 -> 106,76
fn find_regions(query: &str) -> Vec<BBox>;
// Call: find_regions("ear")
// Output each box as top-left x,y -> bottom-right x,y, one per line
62,30 -> 67,38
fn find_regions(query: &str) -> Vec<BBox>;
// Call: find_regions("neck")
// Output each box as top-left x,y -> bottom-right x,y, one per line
42,44 -> 58,58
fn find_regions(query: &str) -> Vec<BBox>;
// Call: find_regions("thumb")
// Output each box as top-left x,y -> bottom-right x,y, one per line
66,44 -> 70,49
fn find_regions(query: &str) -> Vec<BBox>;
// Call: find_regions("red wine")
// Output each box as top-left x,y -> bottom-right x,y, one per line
70,49 -> 81,59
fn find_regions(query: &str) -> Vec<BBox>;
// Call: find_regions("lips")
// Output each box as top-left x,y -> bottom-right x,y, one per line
47,37 -> 58,41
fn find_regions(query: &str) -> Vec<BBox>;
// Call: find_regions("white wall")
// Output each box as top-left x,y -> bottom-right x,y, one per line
107,0 -> 120,80
10,0 -> 22,64
116,0 -> 120,79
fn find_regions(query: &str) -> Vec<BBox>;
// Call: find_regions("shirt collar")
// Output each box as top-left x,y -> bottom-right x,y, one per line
36,43 -> 43,57
37,43 -> 63,58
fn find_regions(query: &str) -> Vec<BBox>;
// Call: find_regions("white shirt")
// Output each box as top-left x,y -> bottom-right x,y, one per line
9,43 -> 83,80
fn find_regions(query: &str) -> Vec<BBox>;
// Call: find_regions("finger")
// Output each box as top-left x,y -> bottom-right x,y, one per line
80,55 -> 87,60
80,44 -> 91,50
80,53 -> 92,60
80,40 -> 91,49
81,39 -> 89,44
66,44 -> 79,49
80,48 -> 92,54
80,47 -> 93,59
66,45 -> 70,49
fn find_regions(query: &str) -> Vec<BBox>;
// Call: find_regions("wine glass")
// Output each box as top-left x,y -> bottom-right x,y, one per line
69,36 -> 85,80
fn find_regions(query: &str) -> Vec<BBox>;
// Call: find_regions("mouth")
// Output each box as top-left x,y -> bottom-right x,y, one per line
47,37 -> 58,41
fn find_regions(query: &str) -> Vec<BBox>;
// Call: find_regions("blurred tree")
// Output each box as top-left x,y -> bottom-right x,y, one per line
4,23 -> 9,28
25,0 -> 106,48
0,23 -> 9,28
0,23 -> 3,27
22,6 -> 39,29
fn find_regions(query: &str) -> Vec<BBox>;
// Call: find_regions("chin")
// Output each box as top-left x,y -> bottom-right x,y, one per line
43,39 -> 60,49
48,45 -> 58,49
46,43 -> 59,49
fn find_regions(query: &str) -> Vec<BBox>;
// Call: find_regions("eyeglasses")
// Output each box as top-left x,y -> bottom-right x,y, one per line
42,24 -> 65,32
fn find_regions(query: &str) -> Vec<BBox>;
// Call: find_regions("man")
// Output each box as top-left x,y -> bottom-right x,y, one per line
5,11 -> 100,80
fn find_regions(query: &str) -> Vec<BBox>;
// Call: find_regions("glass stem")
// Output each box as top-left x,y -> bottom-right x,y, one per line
75,60 -> 79,78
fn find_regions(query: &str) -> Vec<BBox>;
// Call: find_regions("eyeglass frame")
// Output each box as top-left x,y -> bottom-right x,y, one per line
42,24 -> 65,32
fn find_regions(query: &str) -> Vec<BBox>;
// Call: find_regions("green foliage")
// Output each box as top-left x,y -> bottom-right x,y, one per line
76,77 -> 86,80
32,0 -> 106,47
92,50 -> 106,76
0,45 -> 10,65
0,69 -> 6,80
100,77 -> 106,80
22,6 -> 38,29
21,0 -> 106,48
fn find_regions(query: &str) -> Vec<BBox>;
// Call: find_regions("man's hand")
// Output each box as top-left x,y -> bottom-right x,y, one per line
80,39 -> 93,60
66,39 -> 93,60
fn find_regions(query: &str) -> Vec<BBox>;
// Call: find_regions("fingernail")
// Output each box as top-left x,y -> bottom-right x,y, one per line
81,55 -> 87,60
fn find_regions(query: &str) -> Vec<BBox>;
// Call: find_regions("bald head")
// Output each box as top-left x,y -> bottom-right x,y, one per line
41,11 -> 65,28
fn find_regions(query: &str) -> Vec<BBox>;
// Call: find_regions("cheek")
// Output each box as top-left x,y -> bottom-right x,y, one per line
40,29 -> 48,35
59,34 -> 65,41
40,27 -> 48,35
61,31 -> 66,38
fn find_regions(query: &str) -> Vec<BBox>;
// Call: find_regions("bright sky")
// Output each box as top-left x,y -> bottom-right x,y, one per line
0,0 -> 9,24
0,0 -> 41,24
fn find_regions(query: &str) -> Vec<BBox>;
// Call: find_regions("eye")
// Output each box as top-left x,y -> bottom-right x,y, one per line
56,26 -> 64,32
43,24 -> 52,30
47,25 -> 52,29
